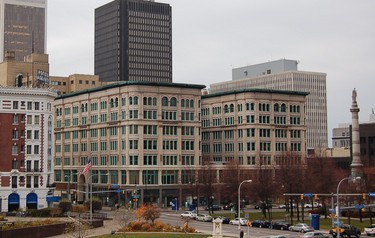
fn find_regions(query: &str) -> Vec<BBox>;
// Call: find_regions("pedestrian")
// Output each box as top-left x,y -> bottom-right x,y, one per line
240,229 -> 244,238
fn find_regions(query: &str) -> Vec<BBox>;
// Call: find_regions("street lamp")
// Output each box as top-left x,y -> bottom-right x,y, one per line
336,176 -> 360,238
238,179 -> 252,230
89,172 -> 108,223
65,172 -> 79,201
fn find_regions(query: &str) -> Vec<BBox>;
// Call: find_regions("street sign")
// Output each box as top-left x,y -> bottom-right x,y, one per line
355,205 -> 364,209
304,193 -> 313,197
132,195 -> 140,199
369,192 -> 375,197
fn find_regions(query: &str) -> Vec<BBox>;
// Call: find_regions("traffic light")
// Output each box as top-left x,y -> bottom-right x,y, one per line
314,194 -> 318,200
363,193 -> 367,199
300,194 -> 304,200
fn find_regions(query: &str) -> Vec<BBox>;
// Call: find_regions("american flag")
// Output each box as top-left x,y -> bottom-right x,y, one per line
81,159 -> 92,175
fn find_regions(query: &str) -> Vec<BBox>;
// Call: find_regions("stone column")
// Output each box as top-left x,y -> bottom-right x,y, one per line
350,88 -> 363,177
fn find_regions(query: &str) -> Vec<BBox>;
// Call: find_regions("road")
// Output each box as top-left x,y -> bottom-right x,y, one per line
160,210 -> 325,238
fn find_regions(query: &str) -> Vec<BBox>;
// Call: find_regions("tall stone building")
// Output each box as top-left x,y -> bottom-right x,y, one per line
95,0 -> 172,83
201,88 -> 308,168
53,81 -> 204,207
0,0 -> 46,62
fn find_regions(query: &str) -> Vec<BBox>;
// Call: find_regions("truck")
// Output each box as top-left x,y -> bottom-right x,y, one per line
329,224 -> 361,238
365,224 -> 375,236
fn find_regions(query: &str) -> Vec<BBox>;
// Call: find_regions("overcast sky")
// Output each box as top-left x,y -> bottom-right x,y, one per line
47,0 -> 375,144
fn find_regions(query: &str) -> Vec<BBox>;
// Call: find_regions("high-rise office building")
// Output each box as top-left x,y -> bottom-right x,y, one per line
0,0 -> 47,62
210,59 -> 327,149
95,0 -> 172,83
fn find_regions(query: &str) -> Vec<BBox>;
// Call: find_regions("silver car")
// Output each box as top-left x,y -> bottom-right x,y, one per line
289,223 -> 314,232
229,218 -> 248,226
196,214 -> 213,222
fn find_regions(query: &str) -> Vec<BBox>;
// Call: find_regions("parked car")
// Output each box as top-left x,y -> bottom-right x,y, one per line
180,211 -> 197,219
205,205 -> 222,211
304,202 -> 322,208
223,203 -> 235,210
271,221 -> 291,230
216,216 -> 230,224
229,218 -> 248,226
365,224 -> 375,236
251,220 -> 271,228
329,224 -> 361,238
302,232 -> 330,238
289,223 -> 314,232
279,203 -> 296,209
196,214 -> 213,222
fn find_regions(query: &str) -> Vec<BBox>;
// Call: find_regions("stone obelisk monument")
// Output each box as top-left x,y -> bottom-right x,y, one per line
350,88 -> 363,177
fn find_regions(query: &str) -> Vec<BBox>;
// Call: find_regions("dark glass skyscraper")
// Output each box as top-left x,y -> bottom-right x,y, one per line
95,0 -> 172,83
0,0 -> 46,62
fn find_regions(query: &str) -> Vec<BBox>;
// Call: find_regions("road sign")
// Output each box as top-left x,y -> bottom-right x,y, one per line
132,195 -> 140,199
304,193 -> 313,197
369,192 -> 375,197
355,205 -> 364,209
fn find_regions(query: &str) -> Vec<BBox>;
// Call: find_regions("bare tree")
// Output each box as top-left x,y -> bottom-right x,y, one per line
65,216 -> 91,238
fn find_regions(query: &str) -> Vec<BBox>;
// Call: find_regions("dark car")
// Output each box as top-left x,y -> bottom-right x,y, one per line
217,216 -> 230,224
251,220 -> 271,228
205,204 -> 221,211
329,224 -> 361,238
272,221 -> 291,230
223,203 -> 235,210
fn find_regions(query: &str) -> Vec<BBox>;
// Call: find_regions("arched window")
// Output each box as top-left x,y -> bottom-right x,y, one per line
281,103 -> 286,112
148,97 -> 152,106
110,98 -> 114,108
170,97 -> 177,107
224,105 -> 229,113
134,96 -> 138,105
190,99 -> 194,108
162,97 -> 168,106
297,105 -> 300,113
230,104 -> 234,113
115,98 -> 119,107
152,97 -> 157,106
143,97 -> 148,105
274,103 -> 279,112
129,97 -> 133,105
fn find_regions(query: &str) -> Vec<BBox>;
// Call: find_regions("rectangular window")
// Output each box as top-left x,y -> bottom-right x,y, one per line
130,155 -> 139,165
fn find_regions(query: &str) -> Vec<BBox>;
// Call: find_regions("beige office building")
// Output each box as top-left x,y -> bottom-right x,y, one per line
53,81 -> 205,207
201,88 -> 308,170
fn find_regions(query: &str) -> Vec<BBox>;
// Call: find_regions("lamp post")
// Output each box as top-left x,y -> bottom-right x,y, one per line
238,179 -> 252,230
336,176 -> 360,238
89,172 -> 108,223
65,172 -> 79,201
